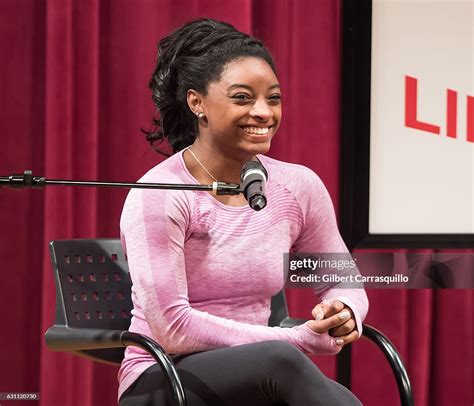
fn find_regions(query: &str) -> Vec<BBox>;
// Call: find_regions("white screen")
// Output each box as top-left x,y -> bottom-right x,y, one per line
369,0 -> 474,234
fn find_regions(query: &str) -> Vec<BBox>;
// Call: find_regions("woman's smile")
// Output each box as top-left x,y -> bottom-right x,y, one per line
240,125 -> 272,135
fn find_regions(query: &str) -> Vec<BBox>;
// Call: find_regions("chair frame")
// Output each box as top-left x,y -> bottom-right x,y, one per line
45,238 -> 413,406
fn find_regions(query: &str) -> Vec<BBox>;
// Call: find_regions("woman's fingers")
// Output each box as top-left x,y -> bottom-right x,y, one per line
307,308 -> 353,334
311,303 -> 325,321
333,330 -> 359,346
329,319 -> 356,337
311,300 -> 345,321
308,301 -> 360,346
324,301 -> 345,317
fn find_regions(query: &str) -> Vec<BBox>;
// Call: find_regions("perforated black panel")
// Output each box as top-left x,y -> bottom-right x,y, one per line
50,239 -> 133,331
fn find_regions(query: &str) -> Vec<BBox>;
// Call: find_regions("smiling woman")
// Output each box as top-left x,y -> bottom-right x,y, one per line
118,18 -> 368,405
188,57 -> 281,161
184,56 -> 281,207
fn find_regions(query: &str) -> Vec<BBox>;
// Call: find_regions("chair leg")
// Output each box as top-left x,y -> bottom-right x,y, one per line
336,344 -> 352,390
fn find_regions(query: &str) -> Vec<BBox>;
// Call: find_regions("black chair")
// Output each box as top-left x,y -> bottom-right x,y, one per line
45,239 -> 413,406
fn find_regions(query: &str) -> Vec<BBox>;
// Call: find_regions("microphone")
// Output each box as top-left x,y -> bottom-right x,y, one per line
240,161 -> 268,211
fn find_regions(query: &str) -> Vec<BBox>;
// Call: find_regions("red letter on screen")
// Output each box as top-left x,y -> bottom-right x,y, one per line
467,96 -> 474,143
405,76 -> 440,134
446,89 -> 457,138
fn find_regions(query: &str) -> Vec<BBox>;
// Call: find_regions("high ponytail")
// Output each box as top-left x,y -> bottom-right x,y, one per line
143,18 -> 276,156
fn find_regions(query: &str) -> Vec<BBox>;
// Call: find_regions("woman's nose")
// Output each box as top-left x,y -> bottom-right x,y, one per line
250,99 -> 274,121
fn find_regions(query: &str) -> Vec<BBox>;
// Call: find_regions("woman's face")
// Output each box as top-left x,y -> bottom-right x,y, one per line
195,56 -> 282,160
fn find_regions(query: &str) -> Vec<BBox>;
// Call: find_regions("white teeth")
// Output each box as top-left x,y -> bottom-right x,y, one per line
242,126 -> 270,135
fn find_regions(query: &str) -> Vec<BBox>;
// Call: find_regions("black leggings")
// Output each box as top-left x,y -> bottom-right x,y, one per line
119,341 -> 362,406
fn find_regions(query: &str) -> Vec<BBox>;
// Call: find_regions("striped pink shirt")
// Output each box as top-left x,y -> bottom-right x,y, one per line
117,149 -> 369,400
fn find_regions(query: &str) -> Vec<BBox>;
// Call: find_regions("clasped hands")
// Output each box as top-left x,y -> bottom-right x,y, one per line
307,301 -> 359,347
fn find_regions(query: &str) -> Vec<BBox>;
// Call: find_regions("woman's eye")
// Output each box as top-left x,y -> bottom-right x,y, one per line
232,94 -> 251,101
269,94 -> 282,101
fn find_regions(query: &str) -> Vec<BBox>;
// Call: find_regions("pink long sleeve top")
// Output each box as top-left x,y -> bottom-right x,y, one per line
117,149 -> 369,400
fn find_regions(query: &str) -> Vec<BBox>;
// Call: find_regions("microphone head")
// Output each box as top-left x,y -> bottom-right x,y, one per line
249,194 -> 266,211
240,160 -> 268,211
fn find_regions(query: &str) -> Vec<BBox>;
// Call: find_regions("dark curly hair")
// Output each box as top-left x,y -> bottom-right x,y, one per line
144,18 -> 277,156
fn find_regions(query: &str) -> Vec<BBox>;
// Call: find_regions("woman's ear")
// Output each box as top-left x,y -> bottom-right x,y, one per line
187,89 -> 204,116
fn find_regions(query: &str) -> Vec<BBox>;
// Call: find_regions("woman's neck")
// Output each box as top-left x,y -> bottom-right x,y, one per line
184,139 -> 255,185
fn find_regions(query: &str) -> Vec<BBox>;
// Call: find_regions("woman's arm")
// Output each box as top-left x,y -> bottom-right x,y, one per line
290,167 -> 369,336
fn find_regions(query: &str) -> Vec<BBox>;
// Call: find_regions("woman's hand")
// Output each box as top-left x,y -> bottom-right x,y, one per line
306,301 -> 359,346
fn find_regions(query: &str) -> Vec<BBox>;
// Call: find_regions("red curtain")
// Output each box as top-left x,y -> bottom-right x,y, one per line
0,1 -> 471,405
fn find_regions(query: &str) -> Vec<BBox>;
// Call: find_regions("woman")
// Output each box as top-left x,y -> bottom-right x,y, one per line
119,18 -> 368,406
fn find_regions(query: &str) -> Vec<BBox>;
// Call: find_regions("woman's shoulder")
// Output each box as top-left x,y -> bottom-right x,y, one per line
121,151 -> 195,221
138,150 -> 189,184
258,154 -> 325,192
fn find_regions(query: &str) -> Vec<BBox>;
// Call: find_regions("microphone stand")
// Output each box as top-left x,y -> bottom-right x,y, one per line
0,170 -> 241,195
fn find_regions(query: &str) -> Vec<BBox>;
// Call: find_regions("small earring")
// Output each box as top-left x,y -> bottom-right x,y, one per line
196,112 -> 205,119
